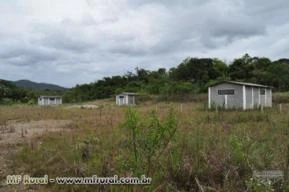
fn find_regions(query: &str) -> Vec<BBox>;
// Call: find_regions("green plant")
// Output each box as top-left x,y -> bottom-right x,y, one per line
121,107 -> 140,168
246,178 -> 274,192
121,107 -> 177,175
139,108 -> 177,173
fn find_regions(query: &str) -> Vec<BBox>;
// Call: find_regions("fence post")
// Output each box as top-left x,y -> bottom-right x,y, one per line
285,144 -> 289,186
99,107 -> 102,120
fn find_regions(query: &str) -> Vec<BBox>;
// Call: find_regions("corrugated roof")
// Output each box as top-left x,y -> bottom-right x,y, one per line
39,96 -> 62,98
211,81 -> 273,88
117,92 -> 137,96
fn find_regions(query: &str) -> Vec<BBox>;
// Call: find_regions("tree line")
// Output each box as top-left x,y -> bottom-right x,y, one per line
0,80 -> 34,104
63,54 -> 289,103
0,80 -> 65,105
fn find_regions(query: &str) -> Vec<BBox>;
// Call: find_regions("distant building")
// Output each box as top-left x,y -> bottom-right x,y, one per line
38,96 -> 62,106
208,81 -> 272,110
116,92 -> 136,106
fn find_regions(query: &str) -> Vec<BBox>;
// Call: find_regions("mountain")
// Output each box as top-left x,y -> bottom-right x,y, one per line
13,80 -> 67,91
0,79 -> 32,103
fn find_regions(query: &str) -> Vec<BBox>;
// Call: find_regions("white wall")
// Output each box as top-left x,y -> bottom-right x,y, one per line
38,97 -> 62,106
116,95 -> 135,105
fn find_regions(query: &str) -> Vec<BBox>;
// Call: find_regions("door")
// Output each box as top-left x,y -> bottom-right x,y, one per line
118,96 -> 125,105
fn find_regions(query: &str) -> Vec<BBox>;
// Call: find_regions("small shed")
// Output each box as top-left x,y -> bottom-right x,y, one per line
116,92 -> 136,106
208,81 -> 272,110
38,96 -> 62,106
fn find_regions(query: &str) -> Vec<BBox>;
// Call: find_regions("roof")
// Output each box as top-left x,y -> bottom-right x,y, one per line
210,81 -> 273,89
39,96 -> 62,98
116,92 -> 137,96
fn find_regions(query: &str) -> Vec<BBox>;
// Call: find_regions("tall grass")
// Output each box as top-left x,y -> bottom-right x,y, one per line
1,102 -> 289,191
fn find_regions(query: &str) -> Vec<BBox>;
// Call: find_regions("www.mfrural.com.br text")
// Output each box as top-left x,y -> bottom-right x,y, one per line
6,175 -> 152,185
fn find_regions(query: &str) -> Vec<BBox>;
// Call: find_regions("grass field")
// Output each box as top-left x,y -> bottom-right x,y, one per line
0,99 -> 289,191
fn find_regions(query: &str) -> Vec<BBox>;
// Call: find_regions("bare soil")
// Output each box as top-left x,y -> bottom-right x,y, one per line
0,119 -> 72,191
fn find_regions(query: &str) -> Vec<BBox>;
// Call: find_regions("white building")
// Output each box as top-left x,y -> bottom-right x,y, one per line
208,81 -> 272,110
116,92 -> 136,106
38,96 -> 62,106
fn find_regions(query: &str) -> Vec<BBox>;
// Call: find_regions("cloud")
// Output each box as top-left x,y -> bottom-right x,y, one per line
0,0 -> 288,87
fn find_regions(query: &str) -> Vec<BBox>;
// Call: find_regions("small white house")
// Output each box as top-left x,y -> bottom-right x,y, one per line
38,96 -> 62,106
116,92 -> 136,106
208,81 -> 272,110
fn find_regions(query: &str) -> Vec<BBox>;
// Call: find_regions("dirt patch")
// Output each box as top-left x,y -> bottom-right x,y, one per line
0,120 -> 72,145
66,104 -> 99,110
0,120 -> 72,191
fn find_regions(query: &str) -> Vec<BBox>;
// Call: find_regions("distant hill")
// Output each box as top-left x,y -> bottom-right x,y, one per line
0,79 -> 15,88
0,79 -> 32,103
13,80 -> 67,91
277,58 -> 289,64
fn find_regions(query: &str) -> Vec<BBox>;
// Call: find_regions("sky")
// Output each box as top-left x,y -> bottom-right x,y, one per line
0,0 -> 288,87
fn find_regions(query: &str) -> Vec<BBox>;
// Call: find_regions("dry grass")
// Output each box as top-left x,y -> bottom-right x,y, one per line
0,101 -> 289,191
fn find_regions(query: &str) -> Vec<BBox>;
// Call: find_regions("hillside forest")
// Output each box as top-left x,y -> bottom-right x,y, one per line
1,54 -> 289,104
64,54 -> 289,102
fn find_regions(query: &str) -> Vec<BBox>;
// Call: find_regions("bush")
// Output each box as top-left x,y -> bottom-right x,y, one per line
121,108 -> 177,175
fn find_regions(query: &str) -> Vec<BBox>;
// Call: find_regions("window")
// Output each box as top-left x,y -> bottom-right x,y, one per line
49,98 -> 55,101
218,89 -> 234,95
260,89 -> 265,95
119,96 -> 124,99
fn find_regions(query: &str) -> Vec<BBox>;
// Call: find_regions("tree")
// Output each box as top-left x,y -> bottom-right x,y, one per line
229,53 -> 254,81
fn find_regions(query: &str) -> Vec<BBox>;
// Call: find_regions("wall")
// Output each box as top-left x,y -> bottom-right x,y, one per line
209,84 -> 272,109
38,97 -> 62,106
116,95 -> 134,105
210,83 -> 243,109
245,86 -> 253,109
116,95 -> 125,105
260,88 -> 266,107
246,87 -> 272,109
128,95 -> 135,105
253,87 -> 259,108
266,88 -> 272,107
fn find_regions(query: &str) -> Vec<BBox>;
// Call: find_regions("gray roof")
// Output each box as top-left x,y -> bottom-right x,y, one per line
117,92 -> 137,96
39,96 -> 62,98
211,81 -> 273,88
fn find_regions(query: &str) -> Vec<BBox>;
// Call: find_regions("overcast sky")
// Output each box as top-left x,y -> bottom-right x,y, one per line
0,0 -> 288,87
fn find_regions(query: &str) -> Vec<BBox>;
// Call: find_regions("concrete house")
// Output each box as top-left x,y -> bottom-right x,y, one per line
38,96 -> 62,106
208,81 -> 272,110
116,92 -> 136,106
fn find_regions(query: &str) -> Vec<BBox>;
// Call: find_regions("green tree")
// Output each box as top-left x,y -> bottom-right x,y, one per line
229,53 -> 254,81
